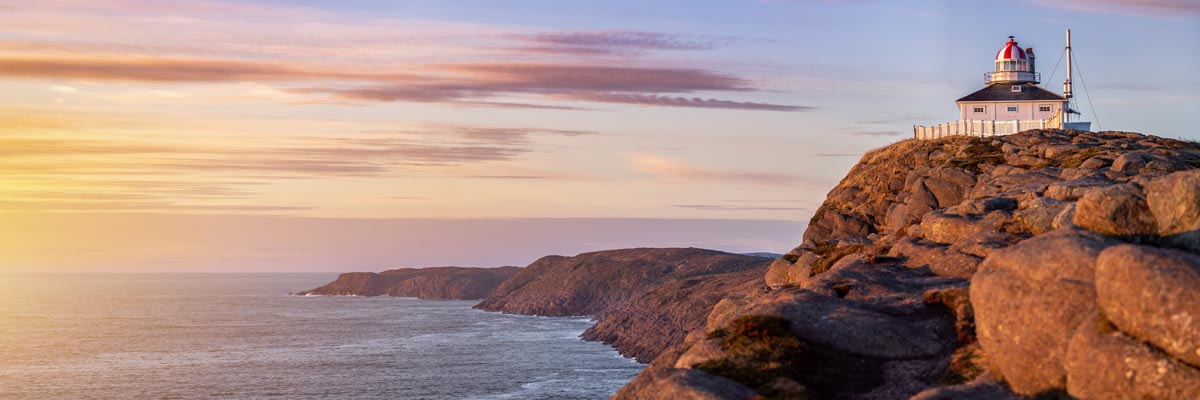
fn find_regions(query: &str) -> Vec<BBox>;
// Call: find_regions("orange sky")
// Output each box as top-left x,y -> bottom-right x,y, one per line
2,0 -> 1195,271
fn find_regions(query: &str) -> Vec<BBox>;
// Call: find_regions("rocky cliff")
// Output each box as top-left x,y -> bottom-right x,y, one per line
475,247 -> 771,361
615,130 -> 1200,399
297,266 -> 521,300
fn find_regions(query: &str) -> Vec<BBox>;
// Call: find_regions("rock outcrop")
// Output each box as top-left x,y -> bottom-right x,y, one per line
615,130 -> 1200,399
297,266 -> 521,300
475,247 -> 770,362
581,267 -> 767,362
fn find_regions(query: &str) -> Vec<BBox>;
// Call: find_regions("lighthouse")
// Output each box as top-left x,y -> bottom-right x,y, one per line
955,36 -> 1066,123
914,31 -> 1091,139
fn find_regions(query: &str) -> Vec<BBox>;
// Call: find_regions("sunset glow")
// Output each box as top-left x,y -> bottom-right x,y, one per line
2,0 -> 1197,272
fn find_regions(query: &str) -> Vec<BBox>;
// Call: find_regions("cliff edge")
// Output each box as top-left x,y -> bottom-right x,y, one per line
475,247 -> 771,362
296,266 -> 521,300
615,130 -> 1200,399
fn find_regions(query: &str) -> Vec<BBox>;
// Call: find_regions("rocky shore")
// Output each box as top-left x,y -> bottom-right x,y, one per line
475,248 -> 771,361
615,130 -> 1200,399
299,130 -> 1200,398
298,248 -> 770,362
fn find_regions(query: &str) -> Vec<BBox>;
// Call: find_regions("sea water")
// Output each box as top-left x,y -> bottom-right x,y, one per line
0,274 -> 643,399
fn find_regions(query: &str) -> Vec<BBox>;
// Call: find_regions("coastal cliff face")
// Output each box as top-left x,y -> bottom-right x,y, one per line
475,248 -> 771,361
297,266 -> 521,300
615,130 -> 1200,399
581,267 -> 766,363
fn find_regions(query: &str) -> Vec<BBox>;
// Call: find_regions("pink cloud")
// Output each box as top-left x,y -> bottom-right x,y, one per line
511,31 -> 736,56
0,2 -> 806,112
0,56 -> 417,82
563,93 -> 814,111
299,63 -> 808,111
0,123 -> 597,213
1028,0 -> 1200,16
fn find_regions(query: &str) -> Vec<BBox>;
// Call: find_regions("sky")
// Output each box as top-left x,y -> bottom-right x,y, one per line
1,0 -> 1197,272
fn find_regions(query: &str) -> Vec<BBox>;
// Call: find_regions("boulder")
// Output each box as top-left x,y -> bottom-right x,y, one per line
924,168 -> 977,208
1072,183 -> 1158,237
674,339 -> 725,369
706,297 -> 750,334
1065,313 -> 1200,400
1059,167 -> 1104,181
1111,152 -> 1155,173
1111,151 -> 1192,176
889,236 -> 948,265
969,170 -> 1060,199
611,367 -> 760,400
949,231 -> 1022,259
1051,202 -> 1077,230
753,289 -> 946,360
1043,144 -> 1081,159
1044,176 -> 1112,201
1144,169 -> 1200,252
970,229 -> 1118,395
1095,244 -> 1200,367
909,373 -> 1025,400
1013,197 -> 1066,235
920,212 -> 992,245
947,197 -> 1018,216
930,251 -> 984,278
1078,156 -> 1111,169
1011,155 -> 1046,168
765,252 -> 817,286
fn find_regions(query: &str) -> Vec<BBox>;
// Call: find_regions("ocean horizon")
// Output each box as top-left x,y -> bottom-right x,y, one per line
0,273 -> 643,399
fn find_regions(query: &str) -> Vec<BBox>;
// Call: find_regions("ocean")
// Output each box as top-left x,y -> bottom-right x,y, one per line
0,274 -> 643,399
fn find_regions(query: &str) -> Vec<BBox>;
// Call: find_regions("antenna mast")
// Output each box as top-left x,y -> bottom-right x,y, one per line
1064,29 -> 1073,123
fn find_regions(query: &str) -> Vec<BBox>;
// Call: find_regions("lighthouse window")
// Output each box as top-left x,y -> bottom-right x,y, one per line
1039,105 -> 1052,112
973,107 -> 985,113
1007,106 -> 1018,112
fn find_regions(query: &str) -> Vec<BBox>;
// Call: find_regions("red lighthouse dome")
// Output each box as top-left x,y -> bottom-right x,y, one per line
988,35 -> 1038,84
995,37 -> 1027,61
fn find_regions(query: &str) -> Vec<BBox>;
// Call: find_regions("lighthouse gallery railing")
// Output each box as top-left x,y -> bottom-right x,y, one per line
913,117 -> 1062,140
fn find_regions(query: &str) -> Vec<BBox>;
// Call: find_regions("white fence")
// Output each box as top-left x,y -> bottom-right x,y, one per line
913,119 -> 1059,140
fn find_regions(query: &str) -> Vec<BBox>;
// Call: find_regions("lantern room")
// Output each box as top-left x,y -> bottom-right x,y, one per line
986,36 -> 1039,85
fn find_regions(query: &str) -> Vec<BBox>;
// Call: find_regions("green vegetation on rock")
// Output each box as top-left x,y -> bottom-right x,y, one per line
694,315 -> 811,399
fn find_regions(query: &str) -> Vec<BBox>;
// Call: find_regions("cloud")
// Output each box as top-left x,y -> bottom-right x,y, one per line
0,2 -> 803,111
48,85 -> 79,94
294,63 -> 808,111
1028,0 -> 1200,16
561,93 -> 813,111
0,55 -> 416,83
0,123 -> 596,171
450,64 -> 752,93
462,175 -> 561,180
0,199 -> 311,213
512,31 -> 736,55
0,122 -> 596,213
631,154 -> 813,186
298,63 -> 752,101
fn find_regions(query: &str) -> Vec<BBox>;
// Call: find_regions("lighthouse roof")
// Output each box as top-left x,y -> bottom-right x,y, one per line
956,83 -> 1065,102
995,37 -> 1027,61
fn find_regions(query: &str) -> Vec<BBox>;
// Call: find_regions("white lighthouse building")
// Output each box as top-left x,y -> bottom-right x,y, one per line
915,31 -> 1090,139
